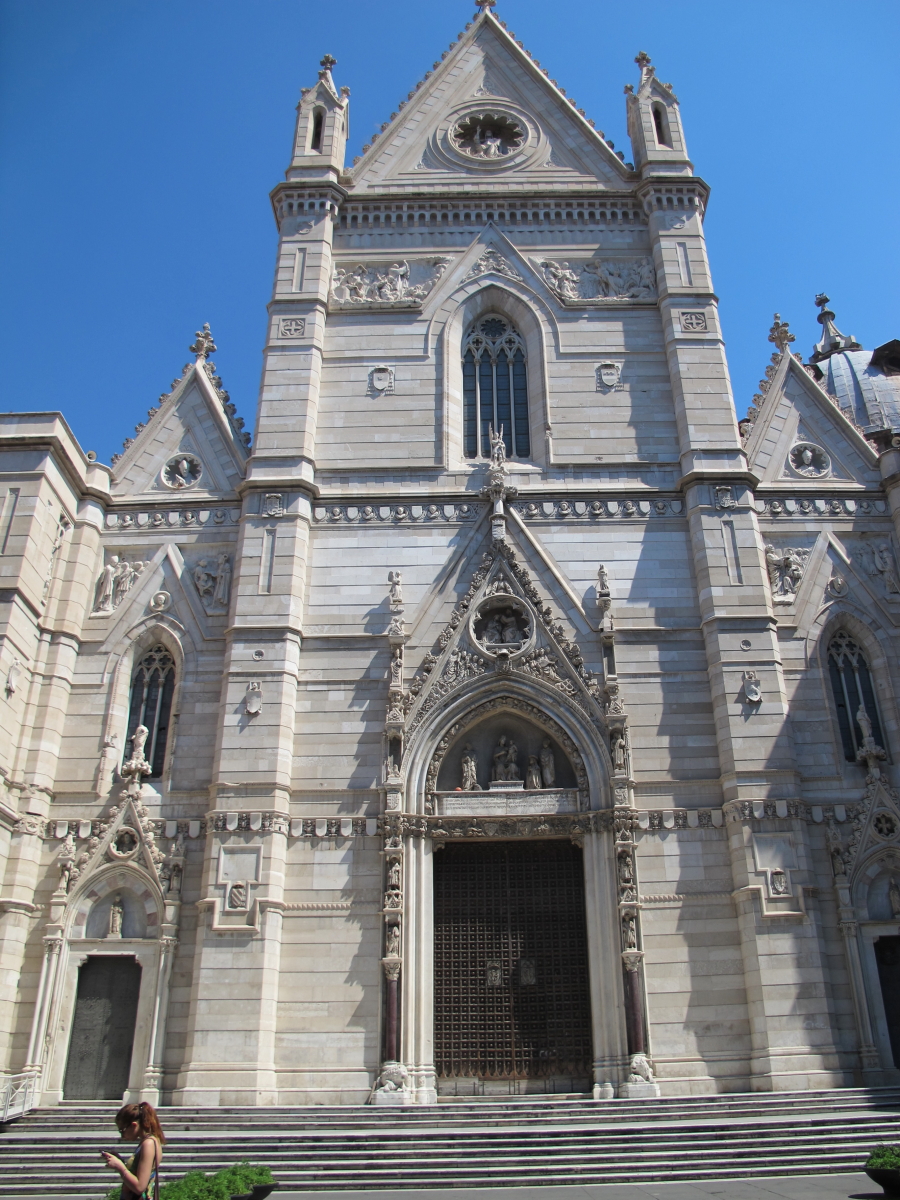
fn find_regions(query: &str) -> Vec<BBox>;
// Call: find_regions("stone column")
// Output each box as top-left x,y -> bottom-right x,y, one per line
142,932 -> 179,1104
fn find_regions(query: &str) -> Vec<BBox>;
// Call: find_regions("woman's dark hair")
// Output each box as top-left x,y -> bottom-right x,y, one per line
115,1101 -> 166,1145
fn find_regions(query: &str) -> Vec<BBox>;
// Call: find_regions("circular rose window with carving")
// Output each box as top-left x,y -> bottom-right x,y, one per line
874,812 -> 898,840
450,111 -> 526,160
469,594 -> 534,660
108,826 -> 140,860
162,453 -> 202,489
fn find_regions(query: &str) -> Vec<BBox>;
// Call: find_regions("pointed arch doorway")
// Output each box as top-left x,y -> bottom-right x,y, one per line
434,839 -> 592,1095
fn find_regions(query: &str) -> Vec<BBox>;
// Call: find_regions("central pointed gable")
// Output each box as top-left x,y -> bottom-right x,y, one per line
349,12 -> 630,193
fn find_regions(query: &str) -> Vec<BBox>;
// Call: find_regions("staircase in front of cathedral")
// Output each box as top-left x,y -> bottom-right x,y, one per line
3,1090 -> 900,1195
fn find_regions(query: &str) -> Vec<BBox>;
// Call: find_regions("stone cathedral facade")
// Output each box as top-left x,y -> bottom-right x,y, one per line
4,4 -> 900,1108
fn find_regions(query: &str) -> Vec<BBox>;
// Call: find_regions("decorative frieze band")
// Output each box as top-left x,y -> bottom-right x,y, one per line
211,813 -> 378,837
314,503 -> 480,524
105,508 -> 241,530
517,498 -> 683,520
756,496 -> 886,518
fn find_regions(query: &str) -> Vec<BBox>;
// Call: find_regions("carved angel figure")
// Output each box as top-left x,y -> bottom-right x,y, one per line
540,259 -> 580,300
193,560 -> 215,598
461,744 -> 479,791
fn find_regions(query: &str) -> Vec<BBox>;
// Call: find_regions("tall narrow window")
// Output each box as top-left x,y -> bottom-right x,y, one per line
462,315 -> 530,460
310,110 -> 325,152
652,104 -> 671,148
126,645 -> 176,778
828,631 -> 885,762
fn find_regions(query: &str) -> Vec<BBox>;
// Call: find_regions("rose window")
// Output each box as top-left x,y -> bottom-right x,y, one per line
450,111 -> 525,160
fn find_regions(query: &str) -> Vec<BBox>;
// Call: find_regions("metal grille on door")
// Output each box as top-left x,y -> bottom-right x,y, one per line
434,840 -> 592,1082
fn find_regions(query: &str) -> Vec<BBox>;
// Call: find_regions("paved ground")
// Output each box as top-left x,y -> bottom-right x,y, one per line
281,1176 -> 887,1200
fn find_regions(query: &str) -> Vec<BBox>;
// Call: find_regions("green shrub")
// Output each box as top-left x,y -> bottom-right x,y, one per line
104,1160 -> 274,1200
866,1144 -> 900,1170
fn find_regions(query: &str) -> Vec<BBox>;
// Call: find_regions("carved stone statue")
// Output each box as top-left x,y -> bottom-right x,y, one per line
461,744 -> 479,791
628,1053 -> 655,1083
57,833 -> 76,893
539,738 -> 556,787
857,704 -> 873,743
390,647 -> 403,687
387,859 -> 401,890
505,739 -> 521,782
890,878 -> 900,919
108,894 -> 124,938
193,560 -> 215,599
489,424 -> 506,468
597,564 -> 610,597
526,755 -> 543,790
613,734 -> 627,773
492,735 -> 510,782
244,682 -> 263,715
385,924 -> 400,956
622,913 -> 637,950
94,556 -> 118,612
374,1061 -> 410,1093
213,553 -> 232,607
388,571 -> 403,605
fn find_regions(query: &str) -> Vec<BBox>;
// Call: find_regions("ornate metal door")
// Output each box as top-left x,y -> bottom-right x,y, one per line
434,841 -> 592,1088
63,956 -> 141,1100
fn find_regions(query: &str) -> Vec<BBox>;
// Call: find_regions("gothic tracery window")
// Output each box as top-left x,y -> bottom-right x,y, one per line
827,631 -> 885,762
126,644 -> 176,778
463,315 -> 530,460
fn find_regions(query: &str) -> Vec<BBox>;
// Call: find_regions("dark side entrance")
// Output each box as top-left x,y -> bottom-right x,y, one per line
434,839 -> 592,1095
63,956 -> 142,1100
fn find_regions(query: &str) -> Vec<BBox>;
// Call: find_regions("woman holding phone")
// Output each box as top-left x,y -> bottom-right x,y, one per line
101,1101 -> 165,1200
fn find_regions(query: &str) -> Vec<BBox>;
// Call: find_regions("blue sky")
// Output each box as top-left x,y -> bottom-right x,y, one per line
0,0 -> 897,464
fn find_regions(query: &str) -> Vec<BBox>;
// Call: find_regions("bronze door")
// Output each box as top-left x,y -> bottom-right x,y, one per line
434,840 -> 592,1086
876,936 -> 900,1067
63,956 -> 142,1100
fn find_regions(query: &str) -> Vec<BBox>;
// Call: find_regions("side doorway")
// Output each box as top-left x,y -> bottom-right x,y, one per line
63,956 -> 142,1100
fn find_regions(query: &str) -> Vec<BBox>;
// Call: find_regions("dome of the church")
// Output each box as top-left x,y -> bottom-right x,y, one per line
816,343 -> 900,432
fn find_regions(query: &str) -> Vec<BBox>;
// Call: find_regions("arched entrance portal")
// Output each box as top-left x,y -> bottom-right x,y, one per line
434,840 -> 592,1095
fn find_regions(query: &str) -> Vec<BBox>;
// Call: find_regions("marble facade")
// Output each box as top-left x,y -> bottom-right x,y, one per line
3,8 -> 900,1107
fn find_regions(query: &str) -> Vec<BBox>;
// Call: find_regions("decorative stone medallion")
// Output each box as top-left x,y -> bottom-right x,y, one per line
468,593 -> 535,662
162,453 -> 202,489
788,442 -> 830,479
108,826 -> 140,861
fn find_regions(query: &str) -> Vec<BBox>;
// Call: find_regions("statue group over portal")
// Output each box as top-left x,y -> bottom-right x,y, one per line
459,735 -> 556,790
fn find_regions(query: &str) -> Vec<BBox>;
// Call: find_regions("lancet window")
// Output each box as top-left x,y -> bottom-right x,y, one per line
126,644 -> 176,778
463,315 -> 530,460
827,631 -> 885,762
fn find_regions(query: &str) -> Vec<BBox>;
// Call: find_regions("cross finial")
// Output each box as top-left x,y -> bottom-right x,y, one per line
768,314 -> 795,355
635,51 -> 652,70
475,0 -> 497,11
190,323 -> 216,360
320,54 -> 337,72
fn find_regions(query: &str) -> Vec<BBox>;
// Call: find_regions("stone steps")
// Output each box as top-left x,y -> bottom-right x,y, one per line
2,1091 -> 900,1195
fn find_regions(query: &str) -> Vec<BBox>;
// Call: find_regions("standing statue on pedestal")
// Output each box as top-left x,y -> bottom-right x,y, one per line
461,744 -> 479,791
539,738 -> 556,787
526,755 -> 543,790
108,894 -> 124,938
